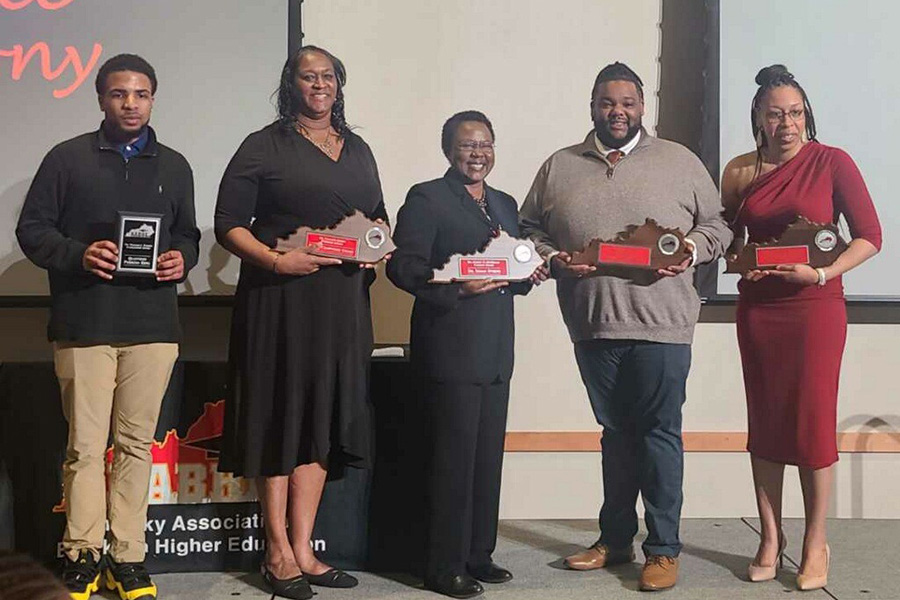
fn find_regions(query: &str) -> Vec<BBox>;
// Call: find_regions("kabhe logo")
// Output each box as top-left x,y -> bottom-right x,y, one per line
125,223 -> 155,238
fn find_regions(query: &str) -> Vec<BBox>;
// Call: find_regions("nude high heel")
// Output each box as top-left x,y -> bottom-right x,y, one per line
796,543 -> 830,591
747,531 -> 786,582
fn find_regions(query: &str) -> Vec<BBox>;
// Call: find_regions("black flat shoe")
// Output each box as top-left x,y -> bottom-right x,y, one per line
304,567 -> 358,588
261,564 -> 313,600
424,573 -> 484,599
468,562 -> 513,584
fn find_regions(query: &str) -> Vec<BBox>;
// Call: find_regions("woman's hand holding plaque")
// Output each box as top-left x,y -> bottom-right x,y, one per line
725,216 -> 847,274
430,231 -> 545,282
274,210 -> 396,264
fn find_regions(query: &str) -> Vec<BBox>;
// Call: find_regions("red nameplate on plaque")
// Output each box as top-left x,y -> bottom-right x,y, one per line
725,217 -> 847,274
459,258 -> 509,277
431,232 -> 543,282
305,232 -> 359,259
755,245 -> 809,267
598,244 -> 652,267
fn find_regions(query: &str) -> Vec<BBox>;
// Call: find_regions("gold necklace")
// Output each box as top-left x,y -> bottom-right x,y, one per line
473,189 -> 487,210
294,121 -> 337,158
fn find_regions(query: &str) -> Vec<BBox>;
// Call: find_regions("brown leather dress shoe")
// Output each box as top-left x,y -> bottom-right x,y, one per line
564,544 -> 635,571
639,555 -> 679,591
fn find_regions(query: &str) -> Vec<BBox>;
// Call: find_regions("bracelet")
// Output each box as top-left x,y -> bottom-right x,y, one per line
684,237 -> 698,267
815,267 -> 827,286
272,253 -> 281,274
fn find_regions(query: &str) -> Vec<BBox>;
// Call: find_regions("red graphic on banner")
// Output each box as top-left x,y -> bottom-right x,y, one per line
459,258 -> 509,277
755,245 -> 810,267
305,232 -> 359,259
52,400 -> 254,513
598,243 -> 652,266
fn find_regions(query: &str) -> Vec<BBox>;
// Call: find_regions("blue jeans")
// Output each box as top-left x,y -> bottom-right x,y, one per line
574,339 -> 691,558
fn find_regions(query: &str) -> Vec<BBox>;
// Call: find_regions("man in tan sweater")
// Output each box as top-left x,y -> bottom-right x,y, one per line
519,62 -> 731,591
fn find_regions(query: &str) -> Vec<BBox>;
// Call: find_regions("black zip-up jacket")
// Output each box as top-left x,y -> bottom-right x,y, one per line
16,125 -> 200,343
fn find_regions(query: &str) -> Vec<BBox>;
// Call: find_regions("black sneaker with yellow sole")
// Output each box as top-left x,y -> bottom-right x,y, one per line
62,550 -> 102,600
105,560 -> 157,600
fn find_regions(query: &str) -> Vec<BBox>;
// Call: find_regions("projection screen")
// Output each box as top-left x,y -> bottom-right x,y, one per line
0,0 -> 290,296
717,0 -> 895,300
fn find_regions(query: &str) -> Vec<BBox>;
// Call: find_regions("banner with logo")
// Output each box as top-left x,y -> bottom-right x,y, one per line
0,361 -> 410,573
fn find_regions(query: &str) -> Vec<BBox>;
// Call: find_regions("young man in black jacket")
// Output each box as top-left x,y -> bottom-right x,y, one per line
16,53 -> 199,600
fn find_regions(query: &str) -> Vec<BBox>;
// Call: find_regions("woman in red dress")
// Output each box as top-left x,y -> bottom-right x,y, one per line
721,65 -> 881,591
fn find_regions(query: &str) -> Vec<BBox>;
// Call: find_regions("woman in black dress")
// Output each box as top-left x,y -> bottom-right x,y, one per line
215,46 -> 387,599
387,111 -> 547,599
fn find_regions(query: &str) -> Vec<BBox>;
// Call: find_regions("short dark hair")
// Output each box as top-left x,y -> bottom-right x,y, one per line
440,110 -> 495,158
276,45 -> 350,136
591,61 -> 644,101
95,53 -> 157,95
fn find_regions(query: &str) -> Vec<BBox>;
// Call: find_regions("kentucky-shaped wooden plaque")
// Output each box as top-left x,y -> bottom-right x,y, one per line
430,231 -> 545,282
725,216 -> 848,274
274,210 -> 396,263
570,218 -> 690,270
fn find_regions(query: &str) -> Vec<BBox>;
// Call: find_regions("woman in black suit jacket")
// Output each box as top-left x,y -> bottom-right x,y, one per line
387,111 -> 547,599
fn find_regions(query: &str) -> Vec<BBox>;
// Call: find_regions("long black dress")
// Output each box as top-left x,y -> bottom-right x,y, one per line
214,122 -> 387,478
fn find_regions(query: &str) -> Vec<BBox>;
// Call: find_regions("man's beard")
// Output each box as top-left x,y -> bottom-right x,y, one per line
594,120 -> 641,149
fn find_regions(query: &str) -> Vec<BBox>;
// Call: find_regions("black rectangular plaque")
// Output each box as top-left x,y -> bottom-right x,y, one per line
116,211 -> 163,276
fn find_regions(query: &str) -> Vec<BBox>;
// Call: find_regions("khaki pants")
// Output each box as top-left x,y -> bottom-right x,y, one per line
54,342 -> 178,563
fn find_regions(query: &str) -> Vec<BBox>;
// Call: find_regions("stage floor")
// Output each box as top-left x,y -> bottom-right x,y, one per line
143,518 -> 893,600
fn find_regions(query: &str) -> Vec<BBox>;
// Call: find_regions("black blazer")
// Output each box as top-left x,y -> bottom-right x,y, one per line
387,169 -> 530,384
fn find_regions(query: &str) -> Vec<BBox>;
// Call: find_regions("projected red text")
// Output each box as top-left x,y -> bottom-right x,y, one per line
1,0 -> 103,98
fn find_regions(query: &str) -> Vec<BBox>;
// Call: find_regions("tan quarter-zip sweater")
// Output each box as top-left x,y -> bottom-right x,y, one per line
519,129 -> 732,344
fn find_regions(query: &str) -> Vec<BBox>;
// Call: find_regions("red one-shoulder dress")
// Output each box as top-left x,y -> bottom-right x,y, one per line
735,141 -> 881,469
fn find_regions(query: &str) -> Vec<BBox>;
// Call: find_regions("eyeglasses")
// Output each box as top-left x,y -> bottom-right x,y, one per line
456,141 -> 495,152
764,108 -> 804,124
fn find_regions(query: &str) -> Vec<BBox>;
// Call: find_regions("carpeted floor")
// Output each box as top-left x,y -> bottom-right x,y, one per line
115,518 -> 893,600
